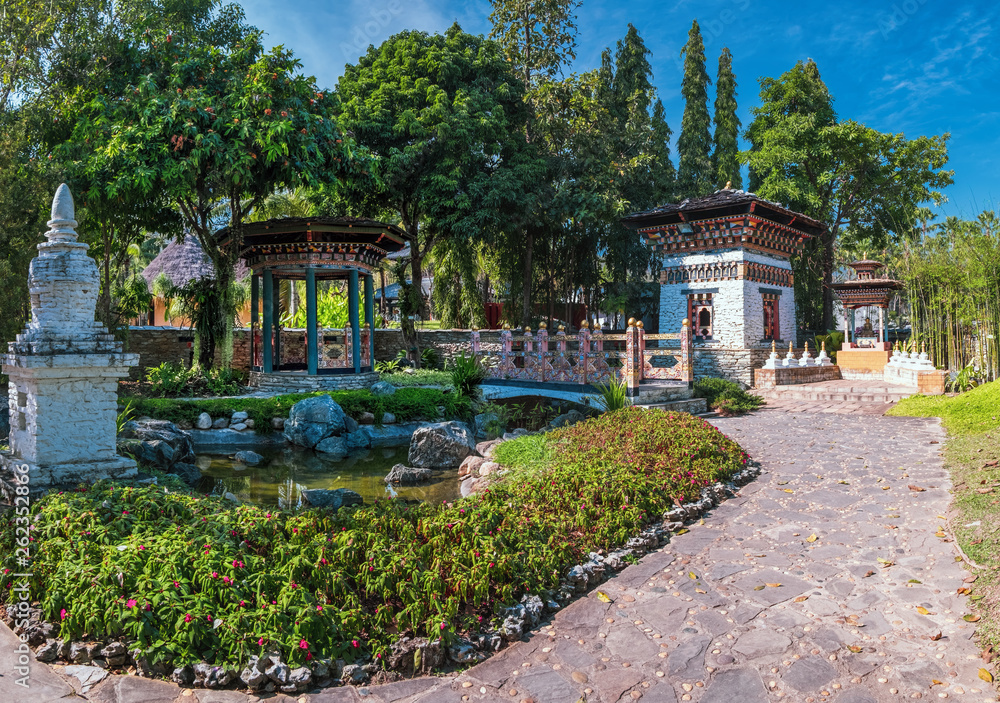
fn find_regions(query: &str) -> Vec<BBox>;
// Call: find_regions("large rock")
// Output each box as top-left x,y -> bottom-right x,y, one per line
170,462 -> 202,486
315,436 -> 348,459
458,455 -> 485,478
361,422 -> 421,448
370,381 -> 396,396
345,430 -> 370,450
550,409 -> 585,428
119,420 -> 196,474
284,395 -> 347,448
234,450 -> 263,466
474,412 -> 501,440
196,412 -> 212,429
408,421 -> 476,468
301,488 -> 363,510
385,464 -> 433,484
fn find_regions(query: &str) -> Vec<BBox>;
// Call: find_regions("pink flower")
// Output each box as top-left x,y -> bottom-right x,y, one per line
212,571 -> 218,578
352,639 -> 359,648
306,652 -> 312,661
316,605 -> 323,612
440,622 -> 447,630
258,637 -> 264,645
184,614 -> 192,623
239,600 -> 246,607
145,603 -> 152,612
299,639 -> 309,650
60,609 -> 67,620
222,576 -> 232,586
292,528 -> 298,534
126,599 -> 137,608
122,510 -> 129,515
138,545 -> 145,550
173,581 -> 180,588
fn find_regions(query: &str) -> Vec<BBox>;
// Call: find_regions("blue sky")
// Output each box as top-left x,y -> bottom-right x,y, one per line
240,0 -> 999,220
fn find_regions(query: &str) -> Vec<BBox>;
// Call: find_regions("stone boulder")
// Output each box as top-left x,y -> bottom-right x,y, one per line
196,412 -> 212,429
370,381 -> 396,396
300,489 -> 363,511
458,455 -> 485,478
119,420 -> 197,483
550,409 -> 585,428
474,412 -> 501,440
315,436 -> 348,459
284,395 -> 347,448
385,464 -> 433,484
170,462 -> 202,486
358,412 -> 376,425
234,450 -> 263,466
476,439 -> 502,459
408,421 -> 476,468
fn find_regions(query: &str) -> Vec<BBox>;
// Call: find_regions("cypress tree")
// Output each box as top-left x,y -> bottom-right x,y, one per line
612,24 -> 653,118
676,19 -> 712,198
711,46 -> 741,189
650,99 -> 676,202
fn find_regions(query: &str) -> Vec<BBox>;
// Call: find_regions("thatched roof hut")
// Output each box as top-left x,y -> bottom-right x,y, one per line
141,236 -> 249,291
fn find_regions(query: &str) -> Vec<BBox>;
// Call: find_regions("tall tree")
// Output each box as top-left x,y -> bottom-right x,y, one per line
676,20 -> 712,198
489,0 -> 579,324
743,60 -> 953,331
64,8 -> 360,366
335,24 -> 539,354
711,46 -> 740,189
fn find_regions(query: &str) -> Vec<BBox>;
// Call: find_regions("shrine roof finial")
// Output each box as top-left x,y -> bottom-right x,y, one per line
46,183 -> 79,243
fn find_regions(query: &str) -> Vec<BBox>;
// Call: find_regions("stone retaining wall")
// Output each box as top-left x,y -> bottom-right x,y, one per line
753,364 -> 841,389
249,371 -> 379,393
694,347 -> 801,388
125,327 -> 502,379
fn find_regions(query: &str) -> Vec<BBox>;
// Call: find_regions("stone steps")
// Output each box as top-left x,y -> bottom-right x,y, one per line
634,397 -> 708,414
758,387 -> 916,403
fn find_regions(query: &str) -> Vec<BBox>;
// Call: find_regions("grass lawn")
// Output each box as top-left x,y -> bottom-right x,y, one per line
890,381 -> 1000,655
379,369 -> 453,388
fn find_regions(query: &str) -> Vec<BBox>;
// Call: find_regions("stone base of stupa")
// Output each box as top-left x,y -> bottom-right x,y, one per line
0,451 -> 138,492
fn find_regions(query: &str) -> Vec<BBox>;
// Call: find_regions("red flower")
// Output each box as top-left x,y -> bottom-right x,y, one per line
184,614 -> 192,623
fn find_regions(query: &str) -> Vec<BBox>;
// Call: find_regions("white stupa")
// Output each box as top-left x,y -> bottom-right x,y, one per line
2,184 -> 139,487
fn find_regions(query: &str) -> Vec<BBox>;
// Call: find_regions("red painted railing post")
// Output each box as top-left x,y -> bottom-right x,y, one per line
681,317 -> 693,388
537,324 -> 548,382
637,321 -> 646,382
625,318 -> 640,397
577,321 -> 591,385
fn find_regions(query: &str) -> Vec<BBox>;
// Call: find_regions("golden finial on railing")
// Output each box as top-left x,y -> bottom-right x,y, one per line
580,320 -> 589,329
539,322 -> 547,330
682,318 -> 691,327
502,323 -> 510,330
524,326 -> 531,334
558,324 -> 566,332
636,320 -> 644,329
628,317 -> 636,327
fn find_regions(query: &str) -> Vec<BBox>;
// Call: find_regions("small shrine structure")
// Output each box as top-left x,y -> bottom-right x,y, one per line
221,216 -> 407,392
622,187 -> 825,386
2,185 -> 139,487
831,259 -> 902,379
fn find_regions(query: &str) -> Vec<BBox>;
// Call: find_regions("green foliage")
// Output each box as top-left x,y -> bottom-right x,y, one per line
676,20 -> 712,198
711,47 -> 741,190
593,376 -> 630,412
125,387 -> 469,432
889,380 -> 1000,435
143,362 -> 245,398
946,364 -> 984,394
693,377 -> 765,416
813,330 -> 845,362
450,353 -> 485,400
742,59 -> 953,330
374,359 -> 403,374
280,281 -> 376,330
378,369 -> 453,388
1,408 -> 744,669
116,400 -> 136,435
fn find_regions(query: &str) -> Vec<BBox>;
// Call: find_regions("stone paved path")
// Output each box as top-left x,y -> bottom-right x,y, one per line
4,411 -> 994,703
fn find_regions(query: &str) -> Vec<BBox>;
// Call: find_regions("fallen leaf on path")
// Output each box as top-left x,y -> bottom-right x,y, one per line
909,485 -> 926,492
957,588 -> 972,595
877,558 -> 894,567
929,632 -> 943,641
783,489 -> 794,493
838,480 -> 850,484
806,534 -> 818,543
980,668 -> 994,683
931,679 -> 944,686
753,585 -> 765,591
983,460 -> 999,468
916,606 -> 932,615
965,614 -> 981,622
688,572 -> 697,580
675,528 -> 689,535
983,647 -> 994,663
794,595 -> 809,602
908,579 -> 922,584
695,588 -> 707,594
766,583 -> 782,587
977,488 -> 994,494
847,645 -> 863,653
864,570 -> 876,577
965,575 -> 978,583
596,591 -> 612,603
881,486 -> 891,490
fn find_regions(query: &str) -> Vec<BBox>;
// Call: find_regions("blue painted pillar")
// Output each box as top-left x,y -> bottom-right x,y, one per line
349,270 -> 361,373
272,276 -> 282,370
262,270 -> 273,372
849,309 -> 856,344
364,273 -> 375,367
306,269 -> 318,375
250,273 -> 259,369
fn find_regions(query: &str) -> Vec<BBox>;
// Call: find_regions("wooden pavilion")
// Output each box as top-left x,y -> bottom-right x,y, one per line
221,216 -> 407,391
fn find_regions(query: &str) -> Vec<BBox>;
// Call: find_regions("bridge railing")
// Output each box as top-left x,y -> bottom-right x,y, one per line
471,318 -> 693,395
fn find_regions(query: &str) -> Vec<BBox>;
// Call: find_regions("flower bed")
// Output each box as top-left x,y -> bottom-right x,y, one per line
124,387 -> 470,430
1,408 -> 748,683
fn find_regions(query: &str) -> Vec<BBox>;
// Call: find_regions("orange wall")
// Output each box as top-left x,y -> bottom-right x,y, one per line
150,297 -> 251,328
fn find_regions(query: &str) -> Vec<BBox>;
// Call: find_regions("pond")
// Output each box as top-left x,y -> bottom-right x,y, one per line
194,446 -> 462,508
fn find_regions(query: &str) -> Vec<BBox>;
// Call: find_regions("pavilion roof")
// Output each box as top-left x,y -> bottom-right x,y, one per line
141,236 -> 249,291
217,216 -> 408,253
622,188 -> 827,238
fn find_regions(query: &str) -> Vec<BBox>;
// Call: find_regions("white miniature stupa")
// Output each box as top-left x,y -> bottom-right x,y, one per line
2,184 -> 139,487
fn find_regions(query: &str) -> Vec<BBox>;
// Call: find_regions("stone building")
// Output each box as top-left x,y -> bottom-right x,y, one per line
622,188 -> 825,386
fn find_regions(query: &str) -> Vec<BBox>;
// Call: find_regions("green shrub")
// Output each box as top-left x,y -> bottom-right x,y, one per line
374,358 -> 403,374
379,369 -> 453,387
593,376 -> 630,412
124,387 -> 470,431
143,362 -> 245,398
450,353 -> 485,399
693,377 -> 765,415
1,408 -> 746,672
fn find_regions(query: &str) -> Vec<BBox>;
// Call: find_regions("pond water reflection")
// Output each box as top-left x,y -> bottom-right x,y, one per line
195,446 -> 461,508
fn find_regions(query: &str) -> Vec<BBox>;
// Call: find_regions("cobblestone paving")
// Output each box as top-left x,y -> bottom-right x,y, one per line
5,411 -> 993,703
400,412 -> 993,703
